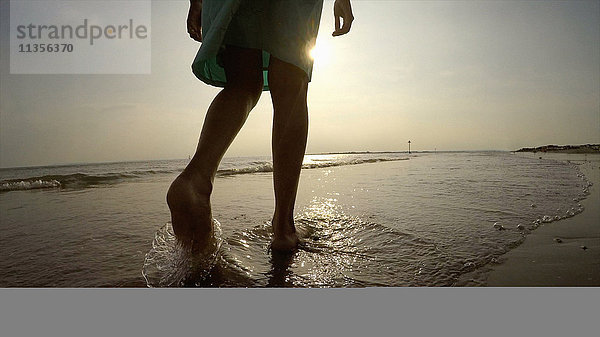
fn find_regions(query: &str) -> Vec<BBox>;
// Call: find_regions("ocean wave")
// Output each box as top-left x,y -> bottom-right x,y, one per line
218,161 -> 274,176
304,157 -> 407,168
0,169 -> 179,192
0,179 -> 61,191
217,157 -> 408,177
0,157 -> 408,192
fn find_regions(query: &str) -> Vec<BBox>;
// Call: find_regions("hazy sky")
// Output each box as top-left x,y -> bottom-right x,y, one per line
1,0 -> 599,168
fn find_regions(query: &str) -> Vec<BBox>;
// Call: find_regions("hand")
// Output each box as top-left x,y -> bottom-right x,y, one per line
187,1 -> 202,42
332,0 -> 354,37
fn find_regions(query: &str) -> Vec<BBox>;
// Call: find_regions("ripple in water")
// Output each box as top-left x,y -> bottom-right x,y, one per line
142,220 -> 223,287
140,201 -> 445,287
140,154 -> 594,288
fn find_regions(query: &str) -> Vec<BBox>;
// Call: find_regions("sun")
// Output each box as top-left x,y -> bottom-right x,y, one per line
308,41 -> 330,64
309,45 -> 319,60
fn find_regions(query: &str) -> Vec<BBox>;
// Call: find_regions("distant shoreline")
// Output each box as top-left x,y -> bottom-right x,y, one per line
306,151 -> 409,155
305,150 -> 505,156
4,149 -> 597,170
515,144 -> 600,154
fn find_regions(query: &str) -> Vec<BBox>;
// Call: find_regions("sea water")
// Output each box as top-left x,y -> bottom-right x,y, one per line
0,152 -> 592,287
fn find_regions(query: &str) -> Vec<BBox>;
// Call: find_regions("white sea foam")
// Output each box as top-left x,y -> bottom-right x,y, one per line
142,220 -> 223,287
0,179 -> 61,191
0,154 -> 409,191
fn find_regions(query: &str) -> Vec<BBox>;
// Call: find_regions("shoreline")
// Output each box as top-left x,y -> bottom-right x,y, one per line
516,144 -> 600,154
486,153 -> 600,286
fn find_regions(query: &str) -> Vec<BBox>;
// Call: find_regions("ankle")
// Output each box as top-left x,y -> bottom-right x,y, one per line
272,214 -> 296,236
271,231 -> 299,252
179,169 -> 213,196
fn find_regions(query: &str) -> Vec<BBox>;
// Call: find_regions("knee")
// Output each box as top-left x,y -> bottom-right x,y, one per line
242,78 -> 264,108
226,76 -> 263,109
268,59 -> 308,101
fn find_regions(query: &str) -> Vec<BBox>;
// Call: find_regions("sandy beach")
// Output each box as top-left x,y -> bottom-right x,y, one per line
487,154 -> 600,286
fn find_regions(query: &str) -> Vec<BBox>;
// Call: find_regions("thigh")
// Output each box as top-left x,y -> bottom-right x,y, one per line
222,45 -> 263,89
267,55 -> 308,98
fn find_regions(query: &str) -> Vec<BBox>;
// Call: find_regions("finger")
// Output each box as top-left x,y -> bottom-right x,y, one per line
189,31 -> 202,42
187,21 -> 202,41
186,5 -> 202,41
333,18 -> 352,36
334,14 -> 341,34
333,3 -> 353,37
188,27 -> 202,42
188,20 -> 200,31
339,15 -> 353,35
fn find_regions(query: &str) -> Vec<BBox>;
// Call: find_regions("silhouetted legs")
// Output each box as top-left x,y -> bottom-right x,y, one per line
167,46 -> 309,252
268,57 -> 309,251
167,46 -> 263,250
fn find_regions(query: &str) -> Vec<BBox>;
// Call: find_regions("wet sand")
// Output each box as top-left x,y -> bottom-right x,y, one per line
487,155 -> 600,286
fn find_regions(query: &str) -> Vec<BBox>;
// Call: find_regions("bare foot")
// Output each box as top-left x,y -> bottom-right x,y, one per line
271,225 -> 300,252
271,234 -> 299,252
166,172 -> 214,251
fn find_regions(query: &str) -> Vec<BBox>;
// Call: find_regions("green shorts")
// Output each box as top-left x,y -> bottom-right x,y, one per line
192,0 -> 324,91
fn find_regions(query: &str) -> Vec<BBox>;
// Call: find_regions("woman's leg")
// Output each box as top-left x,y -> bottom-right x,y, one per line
167,46 -> 263,249
267,56 -> 310,251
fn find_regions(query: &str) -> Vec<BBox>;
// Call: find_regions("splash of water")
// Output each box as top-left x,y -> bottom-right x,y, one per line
142,220 -> 223,287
